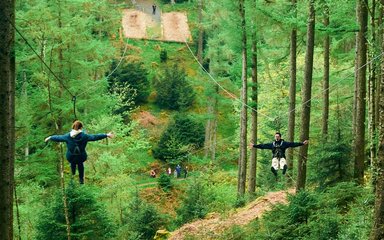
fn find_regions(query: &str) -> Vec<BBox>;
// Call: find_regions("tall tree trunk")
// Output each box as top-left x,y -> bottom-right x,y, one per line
370,19 -> 384,238
57,1 -> 71,239
369,0 -> 378,171
322,3 -> 330,139
237,0 -> 248,197
296,0 -> 315,191
354,0 -> 368,185
287,0 -> 297,184
204,85 -> 218,160
248,0 -> 258,194
373,0 -> 384,190
0,0 -> 15,239
197,0 -> 204,63
376,2 -> 383,127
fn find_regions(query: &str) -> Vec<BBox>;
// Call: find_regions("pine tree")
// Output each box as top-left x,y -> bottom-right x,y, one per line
297,0 -> 315,191
36,183 -> 116,240
0,0 -> 15,239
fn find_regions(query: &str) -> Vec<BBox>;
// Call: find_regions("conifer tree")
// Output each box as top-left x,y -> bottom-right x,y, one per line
354,0 -> 368,184
0,0 -> 15,239
297,0 -> 315,191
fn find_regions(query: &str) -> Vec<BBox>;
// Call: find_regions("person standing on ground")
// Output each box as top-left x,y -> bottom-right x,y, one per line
150,169 -> 156,178
152,4 -> 157,14
45,120 -> 114,184
176,164 -> 181,178
249,132 -> 308,177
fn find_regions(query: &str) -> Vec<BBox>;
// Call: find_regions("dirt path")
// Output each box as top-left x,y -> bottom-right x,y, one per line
122,0 -> 192,42
168,188 -> 295,240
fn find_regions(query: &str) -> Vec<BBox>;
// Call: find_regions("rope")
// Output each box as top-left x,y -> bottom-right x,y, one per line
8,17 -> 78,120
76,40 -> 129,98
184,41 -> 275,121
72,96 -> 77,119
281,51 -> 384,118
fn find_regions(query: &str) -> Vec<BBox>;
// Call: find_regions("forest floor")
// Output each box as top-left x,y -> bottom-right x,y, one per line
121,0 -> 192,42
168,188 -> 295,240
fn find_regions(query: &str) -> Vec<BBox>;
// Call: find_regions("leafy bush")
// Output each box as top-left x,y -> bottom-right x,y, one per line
176,180 -> 209,226
153,114 -> 204,163
158,173 -> 173,191
287,190 -> 317,225
36,182 -> 116,240
160,49 -> 168,63
310,141 -> 352,188
122,191 -> 164,240
308,211 -> 340,240
108,61 -> 150,106
245,182 -> 372,240
154,65 -> 195,110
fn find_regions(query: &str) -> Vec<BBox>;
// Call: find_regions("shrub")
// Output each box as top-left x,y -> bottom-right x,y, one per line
288,190 -> 317,225
160,49 -> 168,63
310,141 -> 352,188
36,182 -> 116,240
154,65 -> 195,110
123,191 -> 164,240
176,180 -> 209,226
153,114 -> 204,163
108,61 -> 150,106
158,173 -> 173,191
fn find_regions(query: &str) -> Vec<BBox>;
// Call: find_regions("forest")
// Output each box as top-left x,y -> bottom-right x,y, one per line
1,0 -> 384,239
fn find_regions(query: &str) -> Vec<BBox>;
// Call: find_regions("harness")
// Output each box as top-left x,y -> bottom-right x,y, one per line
272,140 -> 284,158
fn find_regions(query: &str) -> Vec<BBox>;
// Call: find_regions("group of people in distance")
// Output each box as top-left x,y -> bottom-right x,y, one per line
46,120 -> 307,184
150,164 -> 188,179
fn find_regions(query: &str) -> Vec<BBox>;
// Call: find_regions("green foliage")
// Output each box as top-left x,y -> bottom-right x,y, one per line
337,191 -> 374,240
307,211 -> 340,240
176,179 -> 209,226
122,190 -> 164,240
244,183 -> 372,240
287,190 -> 317,225
108,61 -> 150,106
310,140 -> 353,188
36,182 -> 116,240
233,196 -> 246,208
154,64 -> 195,110
153,114 -> 205,163
160,49 -> 168,63
158,173 -> 173,191
219,225 -> 247,240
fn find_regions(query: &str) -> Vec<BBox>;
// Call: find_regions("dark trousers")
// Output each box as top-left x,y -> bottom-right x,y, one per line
69,160 -> 84,184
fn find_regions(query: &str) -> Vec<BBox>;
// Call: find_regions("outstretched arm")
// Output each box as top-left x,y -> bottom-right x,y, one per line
45,135 -> 67,143
87,132 -> 115,142
285,140 -> 309,148
249,142 -> 274,150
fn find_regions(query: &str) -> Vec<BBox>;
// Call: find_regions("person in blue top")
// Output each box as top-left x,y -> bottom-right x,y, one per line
175,164 -> 181,178
45,120 -> 114,184
249,132 -> 308,177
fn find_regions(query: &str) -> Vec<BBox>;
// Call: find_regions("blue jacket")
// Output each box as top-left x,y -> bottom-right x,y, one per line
253,139 -> 303,158
50,132 -> 107,162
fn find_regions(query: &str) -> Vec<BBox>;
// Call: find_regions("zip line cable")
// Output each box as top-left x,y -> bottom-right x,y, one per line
8,18 -> 78,119
281,51 -> 384,119
186,39 -> 384,132
184,41 -> 276,122
76,40 -> 129,98
9,18 -> 73,235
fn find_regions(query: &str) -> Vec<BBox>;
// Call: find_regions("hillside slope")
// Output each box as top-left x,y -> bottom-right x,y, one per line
169,188 -> 295,240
